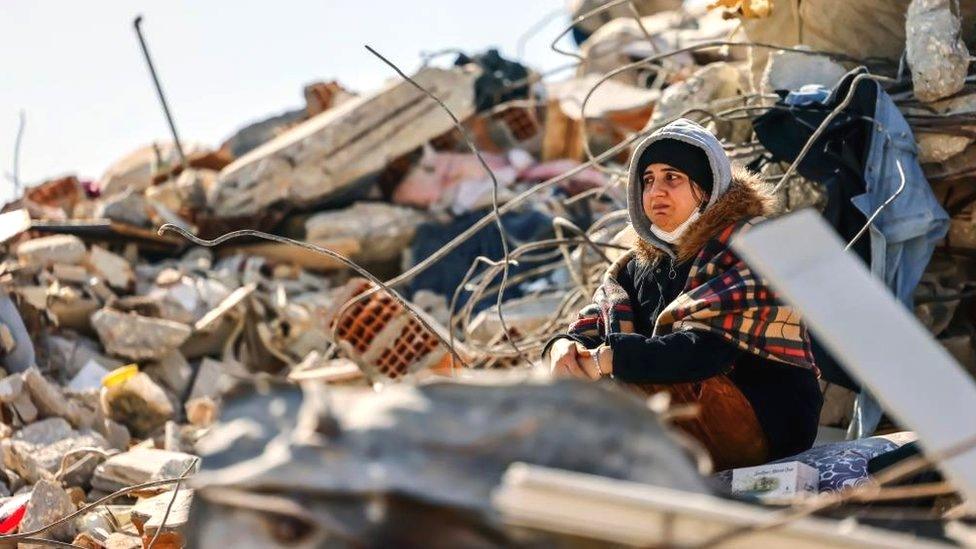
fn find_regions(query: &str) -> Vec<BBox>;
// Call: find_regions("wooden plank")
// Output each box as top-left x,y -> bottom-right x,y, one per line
216,238 -> 360,272
494,463 -> 951,548
731,209 -> 976,506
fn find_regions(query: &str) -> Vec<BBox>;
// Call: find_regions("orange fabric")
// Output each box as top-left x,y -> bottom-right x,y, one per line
634,375 -> 770,471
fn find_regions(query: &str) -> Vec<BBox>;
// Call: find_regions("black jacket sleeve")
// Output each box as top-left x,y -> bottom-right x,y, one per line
607,330 -> 739,383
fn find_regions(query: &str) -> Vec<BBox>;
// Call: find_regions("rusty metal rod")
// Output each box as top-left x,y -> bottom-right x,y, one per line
133,15 -> 187,169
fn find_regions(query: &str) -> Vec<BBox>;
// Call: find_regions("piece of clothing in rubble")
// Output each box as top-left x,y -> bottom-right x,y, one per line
454,49 -> 531,112
407,207 -> 553,312
753,68 -> 949,437
545,119 -> 822,465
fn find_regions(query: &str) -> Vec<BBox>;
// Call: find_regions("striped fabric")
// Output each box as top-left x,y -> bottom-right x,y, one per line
570,217 -> 817,373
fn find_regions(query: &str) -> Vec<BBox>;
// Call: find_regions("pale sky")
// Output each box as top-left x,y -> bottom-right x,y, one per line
0,1 -> 573,200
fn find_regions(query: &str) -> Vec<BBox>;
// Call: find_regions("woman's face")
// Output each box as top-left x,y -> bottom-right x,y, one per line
641,163 -> 706,232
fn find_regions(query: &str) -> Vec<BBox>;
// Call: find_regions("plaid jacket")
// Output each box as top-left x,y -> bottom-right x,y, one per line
569,217 -> 818,373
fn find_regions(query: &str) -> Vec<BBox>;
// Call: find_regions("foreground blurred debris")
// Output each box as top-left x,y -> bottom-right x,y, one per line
1,1 -> 976,546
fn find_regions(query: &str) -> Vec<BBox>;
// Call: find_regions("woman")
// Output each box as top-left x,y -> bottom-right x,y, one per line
545,119 -> 823,470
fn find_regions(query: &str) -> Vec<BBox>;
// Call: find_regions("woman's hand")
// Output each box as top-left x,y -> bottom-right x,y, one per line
548,339 -> 607,380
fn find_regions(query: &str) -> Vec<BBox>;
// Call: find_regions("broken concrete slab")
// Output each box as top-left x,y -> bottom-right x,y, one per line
101,418 -> 132,451
91,309 -> 192,361
305,202 -> 427,263
16,234 -> 86,267
0,208 -> 30,245
648,62 -> 750,142
44,334 -> 124,382
131,488 -> 193,547
68,360 -> 111,392
100,372 -> 175,438
92,448 -> 198,493
22,367 -> 70,421
760,49 -> 847,94
19,479 -> 77,545
50,262 -> 91,284
95,188 -> 150,227
917,132 -> 973,164
9,391 -> 38,424
87,245 -> 135,291
1,417 -> 109,483
907,0 -> 969,103
210,67 -> 479,216
98,142 -> 202,197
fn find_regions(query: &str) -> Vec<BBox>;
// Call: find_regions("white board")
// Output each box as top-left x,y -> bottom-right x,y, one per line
732,209 -> 976,506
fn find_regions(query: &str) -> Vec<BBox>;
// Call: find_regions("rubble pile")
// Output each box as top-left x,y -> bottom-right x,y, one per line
2,0 -> 976,546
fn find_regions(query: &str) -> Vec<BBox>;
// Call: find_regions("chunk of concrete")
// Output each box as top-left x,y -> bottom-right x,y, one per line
92,448 -> 198,493
101,419 -> 132,451
91,309 -> 191,361
907,0 -> 969,102
16,234 -> 86,267
305,202 -> 426,263
142,351 -> 192,395
68,360 -> 111,392
95,188 -> 150,227
20,479 -> 77,545
100,372 -> 175,438
23,367 -> 70,420
649,62 -> 750,141
760,50 -> 847,94
1,418 -> 109,483
10,391 -> 37,423
131,488 -> 193,548
87,246 -> 135,291
210,67 -> 478,216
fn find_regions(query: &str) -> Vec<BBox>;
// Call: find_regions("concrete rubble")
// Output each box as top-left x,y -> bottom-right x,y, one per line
0,0 -> 974,546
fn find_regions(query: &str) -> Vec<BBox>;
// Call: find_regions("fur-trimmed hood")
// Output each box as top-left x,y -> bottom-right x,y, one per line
634,166 -> 773,264
628,119 -> 734,257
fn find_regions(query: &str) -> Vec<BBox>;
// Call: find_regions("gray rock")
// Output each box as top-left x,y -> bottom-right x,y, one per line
1,418 -> 110,483
20,479 -> 77,544
761,50 -> 847,94
101,419 -> 132,451
16,234 -> 86,267
23,367 -> 70,420
91,309 -> 191,361
87,246 -> 135,291
10,391 -> 37,423
92,448 -> 198,493
907,0 -> 969,102
95,188 -> 149,227
188,375 -> 711,547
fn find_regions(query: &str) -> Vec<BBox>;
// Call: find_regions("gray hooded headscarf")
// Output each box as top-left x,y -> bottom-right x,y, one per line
627,118 -> 732,257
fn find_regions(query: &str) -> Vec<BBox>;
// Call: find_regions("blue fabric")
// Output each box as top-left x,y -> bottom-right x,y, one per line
782,71 -> 949,308
407,207 -> 553,312
779,72 -> 949,438
715,432 -> 916,493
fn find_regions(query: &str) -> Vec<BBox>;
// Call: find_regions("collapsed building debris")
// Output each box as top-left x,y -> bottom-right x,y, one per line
3,0 -> 976,546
